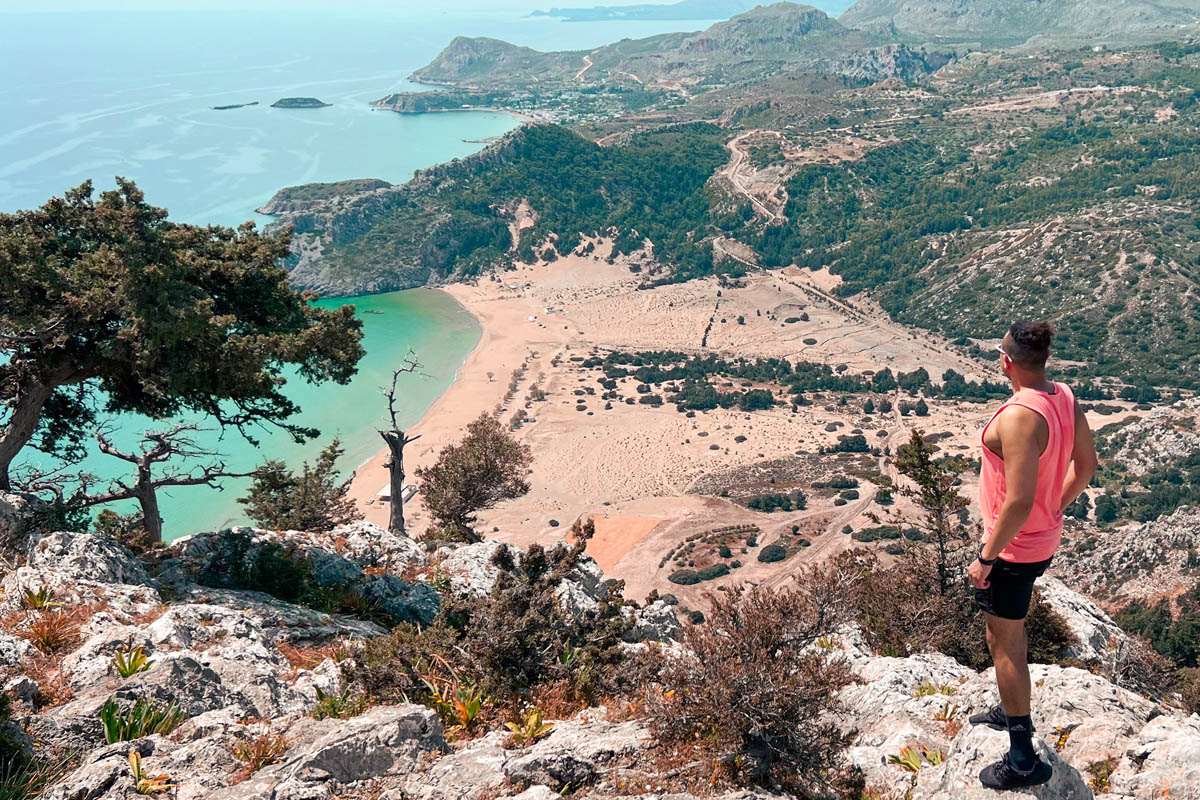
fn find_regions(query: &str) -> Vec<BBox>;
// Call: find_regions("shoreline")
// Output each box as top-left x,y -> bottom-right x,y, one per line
345,276 -> 566,529
374,103 -> 551,125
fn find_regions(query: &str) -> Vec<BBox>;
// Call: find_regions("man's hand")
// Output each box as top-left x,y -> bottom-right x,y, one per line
968,558 -> 993,590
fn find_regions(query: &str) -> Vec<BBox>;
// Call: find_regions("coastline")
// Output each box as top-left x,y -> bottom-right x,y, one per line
345,277 -> 568,529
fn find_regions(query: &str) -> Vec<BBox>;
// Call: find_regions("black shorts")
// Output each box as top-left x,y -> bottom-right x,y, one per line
974,556 -> 1053,621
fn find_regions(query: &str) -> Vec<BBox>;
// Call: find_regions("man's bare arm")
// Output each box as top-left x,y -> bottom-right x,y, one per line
980,407 -> 1044,561
1060,399 -> 1098,512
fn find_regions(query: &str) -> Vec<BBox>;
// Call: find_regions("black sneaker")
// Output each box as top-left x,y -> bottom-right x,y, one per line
980,755 -> 1053,790
968,705 -> 1035,732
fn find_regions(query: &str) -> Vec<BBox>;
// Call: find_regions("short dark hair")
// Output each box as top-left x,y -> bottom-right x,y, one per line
1006,320 -> 1055,369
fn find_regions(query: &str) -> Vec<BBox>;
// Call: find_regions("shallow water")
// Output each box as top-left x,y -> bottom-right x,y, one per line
0,7 -> 731,537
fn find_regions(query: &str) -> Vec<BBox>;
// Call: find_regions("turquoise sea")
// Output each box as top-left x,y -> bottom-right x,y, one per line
0,7 -> 730,538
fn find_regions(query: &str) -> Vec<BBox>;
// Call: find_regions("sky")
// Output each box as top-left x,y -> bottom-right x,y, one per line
0,0 -> 650,10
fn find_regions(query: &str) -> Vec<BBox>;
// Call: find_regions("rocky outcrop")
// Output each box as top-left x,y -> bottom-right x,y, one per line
2,512 -> 1197,800
1054,506 -> 1200,605
1105,398 -> 1200,477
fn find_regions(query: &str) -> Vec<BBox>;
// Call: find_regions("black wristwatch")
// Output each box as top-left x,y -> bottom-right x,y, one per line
977,548 -> 997,567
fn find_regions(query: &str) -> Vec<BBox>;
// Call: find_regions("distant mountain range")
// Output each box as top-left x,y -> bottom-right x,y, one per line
531,0 -> 766,22
411,3 -> 934,91
840,0 -> 1200,45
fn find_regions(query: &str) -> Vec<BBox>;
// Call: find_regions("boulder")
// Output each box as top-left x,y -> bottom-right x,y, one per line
504,717 -> 651,791
622,598 -> 683,643
1037,577 -> 1126,663
438,541 -> 520,597
24,532 -> 150,587
213,704 -> 444,799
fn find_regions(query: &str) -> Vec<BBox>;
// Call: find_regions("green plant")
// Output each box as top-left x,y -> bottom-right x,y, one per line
100,698 -> 184,743
20,587 -> 58,610
1086,757 -> 1116,793
888,746 -> 923,774
505,708 -> 554,746
816,635 -> 837,651
310,688 -> 369,721
112,646 -> 153,679
232,734 -> 288,774
933,703 -> 959,723
920,746 -> 944,767
128,751 -> 174,795
912,680 -> 957,698
423,675 -> 490,736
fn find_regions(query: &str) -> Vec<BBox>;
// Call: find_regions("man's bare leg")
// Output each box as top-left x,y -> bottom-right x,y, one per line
985,614 -> 1030,716
984,613 -> 1039,773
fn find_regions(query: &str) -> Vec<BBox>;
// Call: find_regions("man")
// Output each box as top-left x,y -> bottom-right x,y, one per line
966,320 -> 1098,790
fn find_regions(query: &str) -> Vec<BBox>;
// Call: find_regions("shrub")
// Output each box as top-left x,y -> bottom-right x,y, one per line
648,583 -> 857,794
20,610 -> 80,655
355,520 -> 636,710
100,697 -> 185,743
698,564 -> 730,581
669,569 -> 701,585
416,413 -> 533,541
239,439 -> 361,532
757,544 -> 787,563
232,734 -> 289,777
719,545 -> 733,559
311,687 -> 369,721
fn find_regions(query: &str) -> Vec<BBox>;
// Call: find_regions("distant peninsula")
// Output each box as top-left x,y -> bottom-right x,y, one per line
271,97 -> 331,109
212,101 -> 259,111
532,0 -> 761,22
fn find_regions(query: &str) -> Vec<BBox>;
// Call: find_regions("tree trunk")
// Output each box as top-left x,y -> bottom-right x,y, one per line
0,379 -> 55,491
381,430 -> 407,535
135,478 -> 164,544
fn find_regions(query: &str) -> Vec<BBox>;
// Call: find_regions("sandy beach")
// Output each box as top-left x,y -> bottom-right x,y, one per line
348,243 -> 1147,602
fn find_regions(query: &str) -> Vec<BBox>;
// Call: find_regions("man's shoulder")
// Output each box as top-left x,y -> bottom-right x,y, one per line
996,402 -> 1050,434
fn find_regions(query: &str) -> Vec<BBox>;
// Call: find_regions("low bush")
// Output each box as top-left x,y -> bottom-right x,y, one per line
354,520 -> 639,715
698,564 -> 730,581
757,544 -> 787,563
648,583 -> 859,794
669,570 -> 701,585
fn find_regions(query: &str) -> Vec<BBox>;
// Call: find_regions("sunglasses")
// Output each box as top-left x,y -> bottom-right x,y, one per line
995,343 -> 1009,360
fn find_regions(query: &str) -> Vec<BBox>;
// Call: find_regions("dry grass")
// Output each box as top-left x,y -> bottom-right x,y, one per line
277,640 -> 348,671
21,611 -> 80,655
231,734 -> 289,783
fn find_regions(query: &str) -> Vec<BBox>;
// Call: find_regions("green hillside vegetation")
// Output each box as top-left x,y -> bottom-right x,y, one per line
307,123 -> 730,281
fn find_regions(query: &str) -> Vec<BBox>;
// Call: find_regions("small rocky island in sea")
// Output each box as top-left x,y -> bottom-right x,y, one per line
212,101 -> 259,110
271,97 -> 332,109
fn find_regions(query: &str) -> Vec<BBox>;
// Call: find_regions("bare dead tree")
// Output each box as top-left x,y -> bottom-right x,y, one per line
380,352 -> 424,535
78,424 -> 251,543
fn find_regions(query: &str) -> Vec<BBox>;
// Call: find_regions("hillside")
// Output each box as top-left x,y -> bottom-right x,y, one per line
408,3 -> 936,92
839,0 -> 1200,46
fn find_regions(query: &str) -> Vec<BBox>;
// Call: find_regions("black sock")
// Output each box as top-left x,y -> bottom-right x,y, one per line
1006,714 -> 1037,772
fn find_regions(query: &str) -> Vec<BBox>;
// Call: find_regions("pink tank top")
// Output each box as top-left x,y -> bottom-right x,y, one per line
979,382 -> 1076,563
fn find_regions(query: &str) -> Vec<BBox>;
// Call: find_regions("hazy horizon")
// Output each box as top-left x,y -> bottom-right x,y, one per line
3,0 -> 657,11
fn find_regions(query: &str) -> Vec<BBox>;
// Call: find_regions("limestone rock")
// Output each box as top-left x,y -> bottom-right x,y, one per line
622,599 -> 683,643
212,704 -> 444,800
1037,577 -> 1127,663
25,532 -> 150,587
